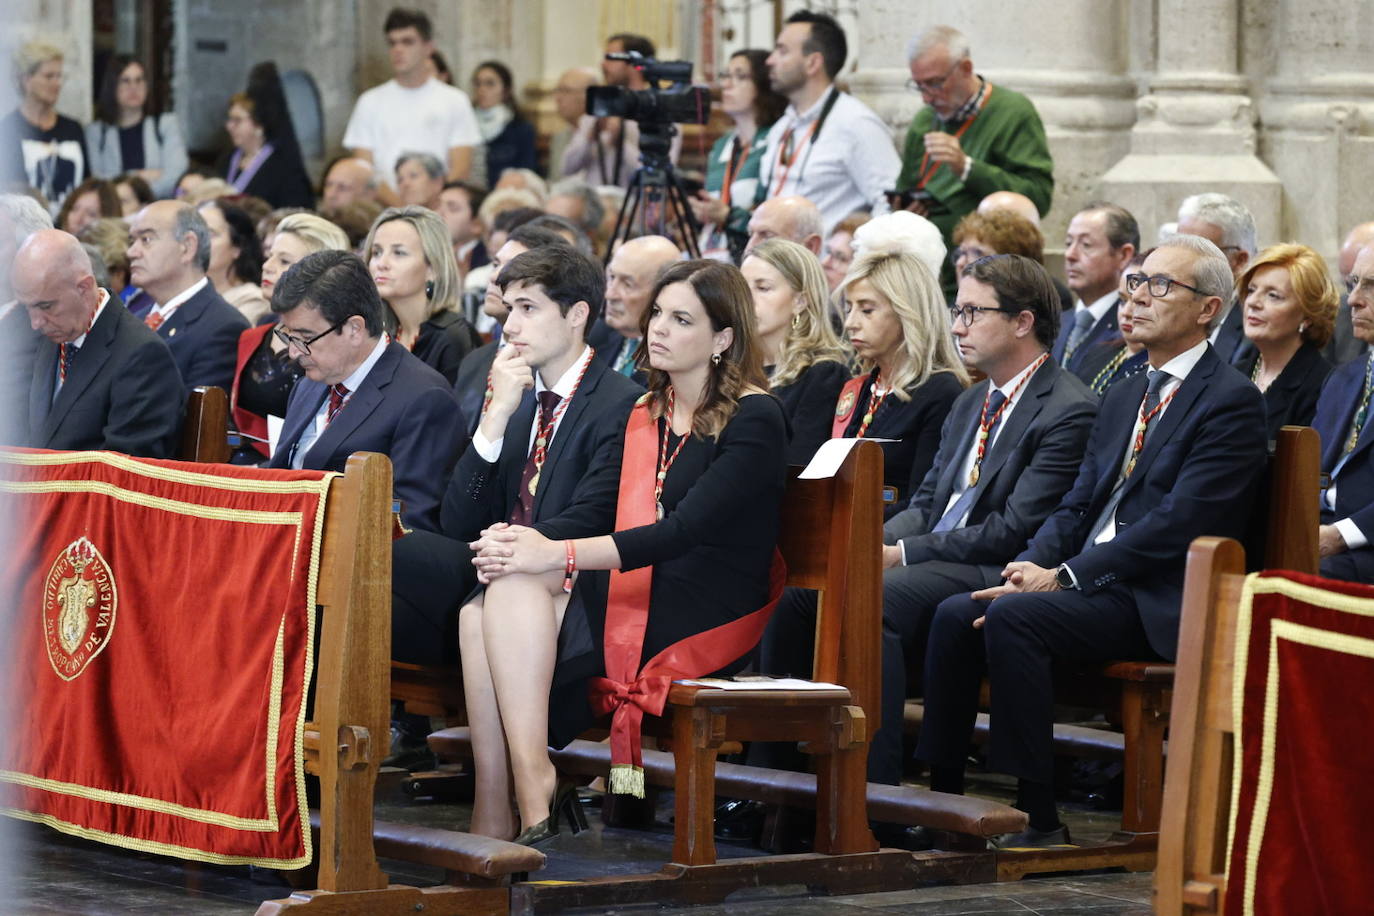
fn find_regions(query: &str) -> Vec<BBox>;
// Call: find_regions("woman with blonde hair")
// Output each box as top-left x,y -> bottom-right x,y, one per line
834,214 -> 969,513
1232,242 -> 1337,441
231,212 -> 349,462
741,238 -> 851,463
2,40 -> 88,209
365,205 -> 482,384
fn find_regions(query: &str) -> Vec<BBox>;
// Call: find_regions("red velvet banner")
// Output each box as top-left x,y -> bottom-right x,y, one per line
0,448 -> 332,868
1226,570 -> 1374,915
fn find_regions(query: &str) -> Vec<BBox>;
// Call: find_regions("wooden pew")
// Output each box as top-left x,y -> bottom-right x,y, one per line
179,385 -> 231,462
1152,536 -> 1246,915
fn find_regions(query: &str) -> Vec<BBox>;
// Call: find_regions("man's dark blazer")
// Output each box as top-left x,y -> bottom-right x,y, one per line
1052,303 -> 1119,382
270,341 -> 466,532
1311,354 -> 1374,581
7,299 -> 185,457
884,359 -> 1097,573
453,339 -> 498,435
155,280 -> 249,394
439,354 -> 642,544
1019,345 -> 1267,658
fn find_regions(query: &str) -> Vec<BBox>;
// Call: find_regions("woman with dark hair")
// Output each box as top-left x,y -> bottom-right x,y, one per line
461,259 -> 787,845
218,62 -> 315,209
199,198 -> 268,323
86,54 -> 187,198
689,50 -> 788,262
56,177 -> 120,236
113,172 -> 154,216
470,60 -> 537,187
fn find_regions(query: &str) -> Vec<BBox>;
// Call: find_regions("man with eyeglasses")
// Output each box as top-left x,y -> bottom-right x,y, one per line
1326,221 -> 1374,365
268,249 -> 464,533
893,26 -> 1053,297
1310,243 -> 1374,584
1176,192 -> 1259,363
915,235 -> 1266,848
757,10 -> 900,236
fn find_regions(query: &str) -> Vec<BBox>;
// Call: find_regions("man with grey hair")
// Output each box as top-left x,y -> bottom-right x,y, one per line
546,177 -> 605,243
1326,221 -> 1374,365
2,229 -> 183,457
127,200 -> 247,391
0,192 -> 54,313
746,195 -> 823,256
1176,192 -> 1259,362
918,233 -> 1266,848
895,25 -> 1054,296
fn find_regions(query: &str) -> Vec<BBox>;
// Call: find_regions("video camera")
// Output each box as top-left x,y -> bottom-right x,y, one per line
586,52 -> 711,127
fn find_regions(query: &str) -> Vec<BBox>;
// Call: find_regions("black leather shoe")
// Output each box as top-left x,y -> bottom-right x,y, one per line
713,799 -> 766,841
988,824 -> 1073,849
872,822 -> 935,851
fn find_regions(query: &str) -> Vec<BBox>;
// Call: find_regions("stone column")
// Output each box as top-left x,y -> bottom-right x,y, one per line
1099,0 -> 1281,247
1252,0 -> 1374,258
847,0 -> 1136,248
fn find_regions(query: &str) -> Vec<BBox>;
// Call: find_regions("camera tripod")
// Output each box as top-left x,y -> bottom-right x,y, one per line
605,123 -> 702,261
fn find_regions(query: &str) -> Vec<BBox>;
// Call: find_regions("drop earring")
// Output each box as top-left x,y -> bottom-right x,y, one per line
711,352 -> 722,366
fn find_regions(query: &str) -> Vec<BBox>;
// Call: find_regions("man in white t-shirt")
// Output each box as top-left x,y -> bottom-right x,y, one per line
343,8 -> 479,206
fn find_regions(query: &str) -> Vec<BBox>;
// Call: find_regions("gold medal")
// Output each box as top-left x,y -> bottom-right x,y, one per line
656,500 -> 665,521
968,466 -> 980,487
528,470 -> 540,496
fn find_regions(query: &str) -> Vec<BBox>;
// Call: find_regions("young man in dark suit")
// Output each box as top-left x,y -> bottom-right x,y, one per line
267,249 -> 465,533
393,245 -> 641,666
1311,242 -> 1374,583
918,235 -> 1268,846
1053,203 -> 1138,385
4,229 -> 184,457
126,200 -> 248,392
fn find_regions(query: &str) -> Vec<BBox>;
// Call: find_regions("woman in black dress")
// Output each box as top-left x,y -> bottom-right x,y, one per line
741,238 -> 851,464
833,217 -> 969,514
461,260 -> 785,845
1231,243 -> 1338,442
219,63 -> 314,209
364,206 -> 482,383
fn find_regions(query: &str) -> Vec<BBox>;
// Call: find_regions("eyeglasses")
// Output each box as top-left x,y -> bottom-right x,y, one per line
950,246 -> 993,266
949,305 -> 1016,327
905,58 -> 965,94
272,319 -> 346,354
716,70 -> 752,83
1125,273 -> 1206,298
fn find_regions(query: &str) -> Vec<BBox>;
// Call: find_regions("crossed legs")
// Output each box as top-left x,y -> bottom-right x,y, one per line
458,569 -> 570,839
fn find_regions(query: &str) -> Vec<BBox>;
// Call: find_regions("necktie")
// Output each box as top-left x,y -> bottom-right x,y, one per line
326,383 -> 350,425
1062,309 -> 1096,366
931,390 -> 1008,533
59,342 -> 78,381
614,339 -> 638,376
145,311 -> 166,332
1087,369 -> 1171,543
511,390 -> 563,525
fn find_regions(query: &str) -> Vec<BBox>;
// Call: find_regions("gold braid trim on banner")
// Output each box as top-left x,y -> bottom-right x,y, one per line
1229,574 -> 1374,916
0,447 -> 339,495
0,479 -> 305,525
1,807 -> 311,869
0,770 -> 276,831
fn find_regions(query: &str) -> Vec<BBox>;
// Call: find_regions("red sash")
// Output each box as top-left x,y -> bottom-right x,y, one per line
588,399 -> 786,797
831,375 -> 866,438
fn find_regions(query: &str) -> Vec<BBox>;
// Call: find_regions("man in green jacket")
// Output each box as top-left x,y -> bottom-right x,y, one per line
895,26 -> 1054,295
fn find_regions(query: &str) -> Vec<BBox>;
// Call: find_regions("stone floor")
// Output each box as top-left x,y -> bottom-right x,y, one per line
12,771 -> 1154,915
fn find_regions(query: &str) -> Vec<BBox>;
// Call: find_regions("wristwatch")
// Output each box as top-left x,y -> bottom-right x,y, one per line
1054,564 -> 1077,590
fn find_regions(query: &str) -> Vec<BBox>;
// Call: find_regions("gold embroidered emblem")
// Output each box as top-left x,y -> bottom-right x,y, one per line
42,537 -> 117,681
835,390 -> 856,419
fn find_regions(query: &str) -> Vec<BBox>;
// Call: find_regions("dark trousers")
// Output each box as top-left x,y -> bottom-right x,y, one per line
916,583 -> 1158,786
391,529 -> 476,666
1322,547 -> 1374,583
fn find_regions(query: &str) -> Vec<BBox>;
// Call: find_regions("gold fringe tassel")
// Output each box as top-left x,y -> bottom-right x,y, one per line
609,763 -> 645,799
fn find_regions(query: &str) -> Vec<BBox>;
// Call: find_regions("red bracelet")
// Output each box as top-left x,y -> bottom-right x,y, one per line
563,540 -> 576,593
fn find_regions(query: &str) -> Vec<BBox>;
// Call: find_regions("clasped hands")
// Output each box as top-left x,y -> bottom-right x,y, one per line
967,560 -> 1060,629
470,523 -> 562,584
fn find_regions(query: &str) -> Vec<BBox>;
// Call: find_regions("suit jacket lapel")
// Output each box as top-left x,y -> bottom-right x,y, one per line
304,346 -> 397,465
29,338 -> 59,439
277,382 -> 327,460
156,285 -> 205,341
42,307 -> 118,444
1322,365 -> 1363,470
976,360 -> 1055,485
499,390 -> 538,508
1120,349 -> 1216,498
930,384 -> 985,509
533,362 -> 602,516
1089,371 -> 1147,509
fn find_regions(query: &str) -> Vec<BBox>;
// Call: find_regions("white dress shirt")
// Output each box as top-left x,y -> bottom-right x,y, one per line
146,275 -> 208,327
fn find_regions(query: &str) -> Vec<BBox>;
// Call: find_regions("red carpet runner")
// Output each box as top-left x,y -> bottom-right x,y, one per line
0,448 -> 332,867
1227,571 -> 1374,915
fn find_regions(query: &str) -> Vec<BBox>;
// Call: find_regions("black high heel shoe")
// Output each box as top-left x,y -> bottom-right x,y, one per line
514,781 -> 589,847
